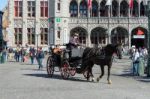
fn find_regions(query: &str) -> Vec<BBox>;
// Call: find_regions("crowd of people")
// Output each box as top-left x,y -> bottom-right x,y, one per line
128,46 -> 148,76
0,46 -> 46,70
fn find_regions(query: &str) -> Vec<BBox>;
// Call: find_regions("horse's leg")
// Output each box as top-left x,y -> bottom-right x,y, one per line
86,67 -> 90,81
89,66 -> 95,82
107,65 -> 112,84
97,65 -> 104,82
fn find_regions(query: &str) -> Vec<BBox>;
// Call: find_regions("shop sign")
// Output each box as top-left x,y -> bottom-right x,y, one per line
133,35 -> 145,39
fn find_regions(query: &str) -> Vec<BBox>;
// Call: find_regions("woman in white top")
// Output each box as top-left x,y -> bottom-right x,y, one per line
132,49 -> 140,75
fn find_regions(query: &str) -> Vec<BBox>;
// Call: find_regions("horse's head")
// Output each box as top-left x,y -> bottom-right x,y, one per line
114,44 -> 122,59
105,44 -> 122,59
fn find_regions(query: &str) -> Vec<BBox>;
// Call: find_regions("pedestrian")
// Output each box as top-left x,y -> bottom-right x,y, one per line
36,47 -> 45,70
20,47 -> 26,62
132,49 -> 140,76
15,48 -> 20,62
29,47 -> 35,64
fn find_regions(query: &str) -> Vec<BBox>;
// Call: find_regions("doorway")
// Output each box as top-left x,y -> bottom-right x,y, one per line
131,39 -> 144,48
131,27 -> 147,48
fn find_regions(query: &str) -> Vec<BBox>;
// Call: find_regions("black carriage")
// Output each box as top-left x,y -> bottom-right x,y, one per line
46,45 -> 87,79
60,47 -> 84,79
46,45 -> 63,77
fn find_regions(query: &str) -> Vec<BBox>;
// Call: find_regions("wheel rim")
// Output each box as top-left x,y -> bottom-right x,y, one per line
70,67 -> 76,76
61,61 -> 70,79
47,57 -> 54,77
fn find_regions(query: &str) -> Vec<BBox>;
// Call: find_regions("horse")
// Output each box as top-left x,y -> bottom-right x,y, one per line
76,44 -> 122,84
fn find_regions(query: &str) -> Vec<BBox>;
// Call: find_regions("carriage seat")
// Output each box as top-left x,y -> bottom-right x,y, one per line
71,47 -> 84,58
69,56 -> 82,62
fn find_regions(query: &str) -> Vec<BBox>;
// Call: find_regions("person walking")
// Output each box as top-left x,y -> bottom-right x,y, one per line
132,49 -> 140,76
36,47 -> 45,70
29,47 -> 35,64
15,48 -> 20,62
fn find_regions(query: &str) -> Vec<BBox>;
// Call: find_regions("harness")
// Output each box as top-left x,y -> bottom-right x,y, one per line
83,47 -> 106,61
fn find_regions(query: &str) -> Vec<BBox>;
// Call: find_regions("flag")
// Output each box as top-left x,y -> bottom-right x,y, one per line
87,0 -> 92,9
106,0 -> 112,6
137,29 -> 144,35
129,0 -> 133,9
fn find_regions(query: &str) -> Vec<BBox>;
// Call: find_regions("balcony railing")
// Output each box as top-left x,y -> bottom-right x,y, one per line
69,17 -> 148,24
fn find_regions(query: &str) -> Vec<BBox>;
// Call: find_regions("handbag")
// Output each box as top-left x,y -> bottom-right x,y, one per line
134,57 -> 140,63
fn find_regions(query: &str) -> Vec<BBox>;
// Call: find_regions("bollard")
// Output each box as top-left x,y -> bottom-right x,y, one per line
0,52 -> 2,64
1,53 -> 4,63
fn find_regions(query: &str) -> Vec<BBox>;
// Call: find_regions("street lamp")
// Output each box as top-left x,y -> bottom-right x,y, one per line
147,0 -> 150,77
36,33 -> 40,52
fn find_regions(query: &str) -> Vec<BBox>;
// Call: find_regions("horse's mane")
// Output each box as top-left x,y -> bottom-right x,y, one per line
82,44 -> 118,60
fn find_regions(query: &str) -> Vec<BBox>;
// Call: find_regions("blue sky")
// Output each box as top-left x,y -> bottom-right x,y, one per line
0,0 -> 8,11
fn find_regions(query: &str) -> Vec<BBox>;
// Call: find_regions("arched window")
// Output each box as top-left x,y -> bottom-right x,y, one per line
112,0 -> 119,17
79,0 -> 87,17
70,0 -> 78,17
132,0 -> 139,17
70,27 -> 87,44
120,0 -> 128,17
100,0 -> 108,17
92,0 -> 98,17
140,1 -> 146,16
91,27 -> 107,45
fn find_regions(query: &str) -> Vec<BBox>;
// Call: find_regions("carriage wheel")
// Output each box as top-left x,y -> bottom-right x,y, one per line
70,67 -> 76,76
46,56 -> 54,77
61,61 -> 70,79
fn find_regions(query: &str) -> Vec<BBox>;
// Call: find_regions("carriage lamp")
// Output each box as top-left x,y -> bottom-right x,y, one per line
147,0 -> 150,77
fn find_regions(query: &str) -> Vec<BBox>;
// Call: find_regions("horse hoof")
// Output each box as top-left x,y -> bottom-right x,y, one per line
108,80 -> 112,84
97,78 -> 100,82
87,78 -> 90,81
92,78 -> 95,82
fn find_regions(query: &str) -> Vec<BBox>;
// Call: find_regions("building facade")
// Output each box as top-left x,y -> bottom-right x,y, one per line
2,7 -> 9,49
8,0 -> 49,49
49,0 -> 148,48
0,11 -> 3,51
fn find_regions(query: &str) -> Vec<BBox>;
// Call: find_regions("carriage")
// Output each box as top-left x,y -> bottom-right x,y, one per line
46,44 -> 87,79
47,44 -> 122,83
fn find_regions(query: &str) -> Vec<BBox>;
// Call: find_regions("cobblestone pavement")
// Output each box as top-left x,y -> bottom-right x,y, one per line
0,55 -> 150,99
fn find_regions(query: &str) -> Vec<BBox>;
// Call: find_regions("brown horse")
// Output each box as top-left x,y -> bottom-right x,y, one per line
76,44 -> 122,84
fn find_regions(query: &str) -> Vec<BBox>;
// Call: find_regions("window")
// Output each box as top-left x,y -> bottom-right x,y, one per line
57,31 -> 60,39
92,1 -> 98,17
27,28 -> 35,44
40,1 -> 48,17
79,1 -> 87,17
27,1 -> 35,17
40,28 -> 48,44
14,28 -> 22,45
70,1 -> 78,17
14,1 -> 23,17
57,3 -> 60,11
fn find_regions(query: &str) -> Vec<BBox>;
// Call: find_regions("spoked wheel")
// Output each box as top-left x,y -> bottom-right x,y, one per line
46,56 -> 54,77
61,60 -> 70,79
70,67 -> 76,76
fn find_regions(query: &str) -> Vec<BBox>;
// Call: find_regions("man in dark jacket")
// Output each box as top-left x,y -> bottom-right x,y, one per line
67,33 -> 80,58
